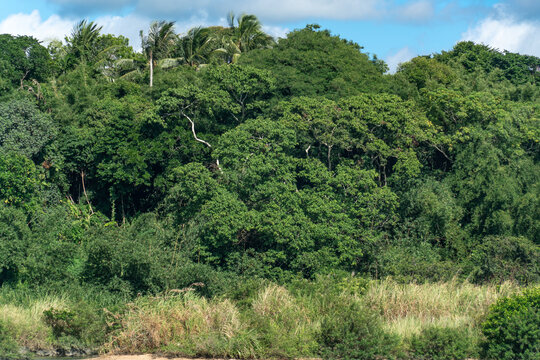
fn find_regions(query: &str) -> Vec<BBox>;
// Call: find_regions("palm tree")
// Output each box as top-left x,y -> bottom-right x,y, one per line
140,21 -> 177,87
65,20 -> 103,66
224,13 -> 274,63
176,26 -> 222,67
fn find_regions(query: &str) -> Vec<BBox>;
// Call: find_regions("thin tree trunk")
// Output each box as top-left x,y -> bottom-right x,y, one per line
149,51 -> 154,87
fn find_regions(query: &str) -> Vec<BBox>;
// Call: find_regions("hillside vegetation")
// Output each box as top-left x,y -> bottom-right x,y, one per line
0,16 -> 538,359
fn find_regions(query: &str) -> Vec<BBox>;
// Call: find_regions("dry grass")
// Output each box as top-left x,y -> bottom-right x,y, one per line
250,285 -> 319,357
109,285 -> 319,358
364,278 -> 519,338
108,290 -> 257,358
0,295 -> 67,350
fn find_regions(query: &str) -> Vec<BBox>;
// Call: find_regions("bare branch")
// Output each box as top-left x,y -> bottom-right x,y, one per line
81,170 -> 94,214
182,112 -> 212,148
431,143 -> 452,162
182,112 -> 222,172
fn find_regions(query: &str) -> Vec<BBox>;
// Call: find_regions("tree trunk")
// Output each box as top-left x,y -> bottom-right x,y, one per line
149,50 -> 154,87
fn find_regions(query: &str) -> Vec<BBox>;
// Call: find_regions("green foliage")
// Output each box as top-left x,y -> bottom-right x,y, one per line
0,97 -> 56,159
0,205 -> 30,284
408,326 -> 480,360
43,308 -> 81,338
43,302 -> 107,346
0,34 -> 51,90
468,236 -> 539,285
436,41 -> 540,85
0,16 -> 539,358
318,298 -> 400,359
0,152 -> 41,210
239,25 -> 386,99
0,320 -> 18,359
481,287 -> 540,360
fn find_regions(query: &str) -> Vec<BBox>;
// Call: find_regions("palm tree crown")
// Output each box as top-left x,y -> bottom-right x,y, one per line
140,21 -> 177,86
228,13 -> 275,54
66,20 -> 103,64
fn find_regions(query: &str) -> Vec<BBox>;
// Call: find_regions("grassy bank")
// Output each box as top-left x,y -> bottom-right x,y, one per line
0,278 -> 529,359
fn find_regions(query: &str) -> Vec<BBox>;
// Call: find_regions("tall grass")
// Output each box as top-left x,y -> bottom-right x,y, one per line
0,279 -> 527,359
0,284 -> 122,352
107,285 -> 319,359
364,278 -> 519,338
107,289 -> 259,358
0,295 -> 67,350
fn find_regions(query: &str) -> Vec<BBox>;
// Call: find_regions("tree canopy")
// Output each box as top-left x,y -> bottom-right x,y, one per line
0,18 -> 538,289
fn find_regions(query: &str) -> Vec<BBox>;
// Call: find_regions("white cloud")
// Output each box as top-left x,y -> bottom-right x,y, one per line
0,10 -> 221,52
0,10 -> 75,43
39,0 -> 445,23
396,0 -> 434,22
461,14 -> 540,56
135,0 -> 383,21
97,14 -> 227,51
262,25 -> 289,40
133,0 -> 441,22
96,14 -> 150,51
386,46 -> 416,73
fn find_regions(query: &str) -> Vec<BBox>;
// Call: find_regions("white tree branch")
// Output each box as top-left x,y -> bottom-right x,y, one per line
182,112 -> 222,172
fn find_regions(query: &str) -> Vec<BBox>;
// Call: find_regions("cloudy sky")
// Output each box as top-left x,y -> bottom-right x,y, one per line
1,0 -> 539,72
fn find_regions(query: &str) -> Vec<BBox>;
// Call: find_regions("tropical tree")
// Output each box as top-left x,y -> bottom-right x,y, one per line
222,13 -> 274,63
140,21 -> 177,87
65,20 -> 103,66
0,34 -> 51,91
175,26 -> 219,67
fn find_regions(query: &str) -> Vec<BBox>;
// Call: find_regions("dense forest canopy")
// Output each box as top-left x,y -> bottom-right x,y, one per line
0,15 -> 538,294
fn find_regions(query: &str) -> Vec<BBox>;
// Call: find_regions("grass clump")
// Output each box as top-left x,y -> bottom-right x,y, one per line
364,278 -> 518,338
0,295 -> 64,351
0,319 -> 19,359
107,289 -> 259,358
250,284 -> 318,358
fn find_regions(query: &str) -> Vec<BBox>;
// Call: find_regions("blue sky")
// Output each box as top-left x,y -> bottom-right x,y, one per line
1,0 -> 539,72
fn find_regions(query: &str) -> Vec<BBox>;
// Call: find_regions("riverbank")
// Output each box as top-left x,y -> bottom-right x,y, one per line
96,356 -> 322,360
0,278 -> 526,360
97,355 -> 235,360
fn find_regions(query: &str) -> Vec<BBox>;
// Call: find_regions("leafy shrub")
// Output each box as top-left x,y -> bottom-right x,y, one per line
43,302 -> 107,347
43,308 -> 81,339
468,235 -> 539,285
0,152 -> 41,211
0,204 -> 30,285
82,214 -> 171,295
0,320 -> 18,359
481,287 -> 540,360
318,297 -> 400,360
165,262 -> 236,299
408,326 -> 479,360
372,240 -> 461,283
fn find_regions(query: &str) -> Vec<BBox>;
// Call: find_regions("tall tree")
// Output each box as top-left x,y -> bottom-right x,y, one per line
65,20 -> 103,66
140,21 -> 177,87
223,13 -> 274,63
0,34 -> 51,92
175,26 -> 217,67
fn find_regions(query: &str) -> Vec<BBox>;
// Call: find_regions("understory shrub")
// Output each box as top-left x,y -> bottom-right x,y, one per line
318,297 -> 400,360
0,320 -> 18,359
42,301 -> 107,347
468,235 -> 540,285
481,287 -> 539,360
408,326 -> 480,360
